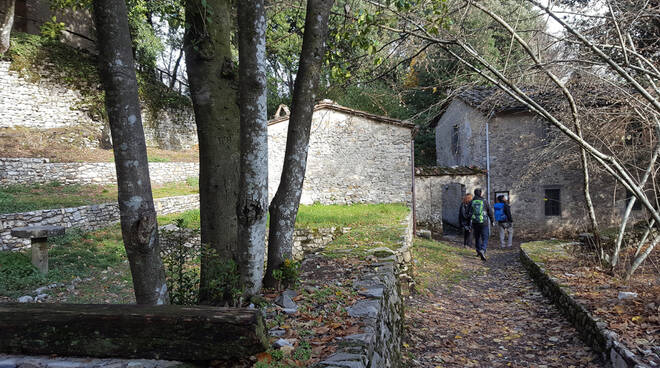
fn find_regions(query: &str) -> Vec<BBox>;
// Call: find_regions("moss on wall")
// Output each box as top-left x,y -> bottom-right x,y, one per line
1,32 -> 191,125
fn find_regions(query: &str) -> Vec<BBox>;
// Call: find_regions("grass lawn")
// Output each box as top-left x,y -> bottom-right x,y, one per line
0,203 -> 409,301
0,178 -> 199,214
412,238 -> 475,292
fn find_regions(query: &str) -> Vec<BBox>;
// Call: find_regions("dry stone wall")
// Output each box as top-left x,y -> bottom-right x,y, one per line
316,213 -> 413,368
0,194 -> 199,250
269,108 -> 413,205
520,247 -> 652,368
0,158 -> 199,185
0,61 -> 198,150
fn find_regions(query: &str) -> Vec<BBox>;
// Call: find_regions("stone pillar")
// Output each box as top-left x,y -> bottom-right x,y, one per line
31,237 -> 49,274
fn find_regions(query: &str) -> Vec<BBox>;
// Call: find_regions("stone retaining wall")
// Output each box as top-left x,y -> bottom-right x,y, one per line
316,213 -> 413,368
520,247 -> 650,368
0,61 -> 198,150
1,194 -> 200,250
0,158 -> 199,185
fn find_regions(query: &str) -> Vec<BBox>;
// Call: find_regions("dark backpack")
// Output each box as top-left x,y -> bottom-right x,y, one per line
471,199 -> 485,223
494,202 -> 507,222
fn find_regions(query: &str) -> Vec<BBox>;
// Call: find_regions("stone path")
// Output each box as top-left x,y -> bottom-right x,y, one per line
403,238 -> 606,367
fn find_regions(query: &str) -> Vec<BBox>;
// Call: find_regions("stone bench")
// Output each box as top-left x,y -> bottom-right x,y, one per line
10,225 -> 65,273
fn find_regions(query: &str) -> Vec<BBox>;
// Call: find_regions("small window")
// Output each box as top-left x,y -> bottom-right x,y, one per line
451,124 -> 460,155
494,191 -> 510,203
544,189 -> 561,216
625,190 -> 643,211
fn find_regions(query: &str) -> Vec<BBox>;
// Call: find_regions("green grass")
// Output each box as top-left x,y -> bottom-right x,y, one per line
1,204 -> 409,299
158,209 -> 201,229
521,240 -> 572,264
295,203 -> 409,228
0,180 -> 199,214
0,227 -> 128,297
412,238 -> 475,291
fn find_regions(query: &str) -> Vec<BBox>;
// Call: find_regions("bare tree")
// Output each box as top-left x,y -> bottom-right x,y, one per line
237,0 -> 268,296
184,0 -> 241,305
363,0 -> 659,277
0,0 -> 14,54
264,0 -> 334,288
93,0 -> 168,305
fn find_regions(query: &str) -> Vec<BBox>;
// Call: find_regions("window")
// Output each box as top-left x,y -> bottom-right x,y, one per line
494,191 -> 510,203
625,190 -> 643,211
544,189 -> 561,216
451,124 -> 460,155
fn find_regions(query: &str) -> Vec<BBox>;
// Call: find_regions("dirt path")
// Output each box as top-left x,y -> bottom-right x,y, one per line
403,237 -> 605,367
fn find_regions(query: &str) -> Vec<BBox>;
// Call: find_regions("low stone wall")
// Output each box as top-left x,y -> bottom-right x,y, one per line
0,195 -> 200,250
0,158 -> 199,185
520,247 -> 650,368
316,213 -> 413,368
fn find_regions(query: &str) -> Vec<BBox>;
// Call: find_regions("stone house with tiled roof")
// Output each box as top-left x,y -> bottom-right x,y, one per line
268,100 -> 416,206
430,87 -> 632,237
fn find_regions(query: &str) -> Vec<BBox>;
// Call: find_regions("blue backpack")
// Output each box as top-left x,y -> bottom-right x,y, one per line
494,202 -> 507,222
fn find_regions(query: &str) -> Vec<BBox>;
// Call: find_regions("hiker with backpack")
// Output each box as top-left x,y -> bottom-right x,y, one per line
494,195 -> 514,248
470,188 -> 494,261
458,193 -> 473,247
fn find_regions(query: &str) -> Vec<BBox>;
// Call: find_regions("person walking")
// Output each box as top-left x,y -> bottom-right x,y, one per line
494,195 -> 513,248
471,188 -> 493,261
458,193 -> 473,247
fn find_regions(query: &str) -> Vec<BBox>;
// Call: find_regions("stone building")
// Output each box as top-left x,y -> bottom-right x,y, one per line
431,87 -> 634,237
269,101 -> 415,205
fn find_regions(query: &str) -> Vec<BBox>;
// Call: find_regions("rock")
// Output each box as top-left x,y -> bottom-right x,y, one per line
275,294 -> 297,309
366,247 -> 395,258
17,295 -> 33,303
548,336 -> 560,342
269,328 -> 286,337
35,286 -> 49,294
273,338 -> 293,348
416,229 -> 432,239
347,300 -> 379,319
282,289 -> 298,299
358,286 -> 384,299
282,308 -> 298,315
280,345 -> 295,356
618,291 -> 638,300
0,358 -> 18,368
46,362 -> 84,368
36,293 -> 49,301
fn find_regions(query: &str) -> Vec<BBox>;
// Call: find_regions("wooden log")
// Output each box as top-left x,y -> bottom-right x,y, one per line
0,304 -> 268,361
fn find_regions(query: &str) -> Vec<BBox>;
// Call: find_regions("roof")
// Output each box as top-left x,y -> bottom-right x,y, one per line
429,82 -> 618,127
268,100 -> 416,130
415,166 -> 487,177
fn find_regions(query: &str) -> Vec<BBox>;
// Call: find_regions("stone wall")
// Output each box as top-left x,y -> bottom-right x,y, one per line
1,194 -> 200,250
269,107 -> 414,205
435,99 -> 639,238
520,246 -> 650,368
316,213 -> 413,368
0,158 -> 199,185
0,60 -> 198,150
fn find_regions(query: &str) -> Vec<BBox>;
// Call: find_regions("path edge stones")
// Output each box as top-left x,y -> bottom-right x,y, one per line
519,245 -> 650,368
314,213 -> 413,368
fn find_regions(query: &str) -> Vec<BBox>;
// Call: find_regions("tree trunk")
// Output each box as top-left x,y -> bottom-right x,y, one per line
93,0 -> 168,305
184,0 -> 241,304
237,0 -> 268,296
264,0 -> 334,288
0,0 -> 15,54
169,47 -> 184,90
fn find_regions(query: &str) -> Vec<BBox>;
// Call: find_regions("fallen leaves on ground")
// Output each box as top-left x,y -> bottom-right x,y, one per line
403,237 -> 605,367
